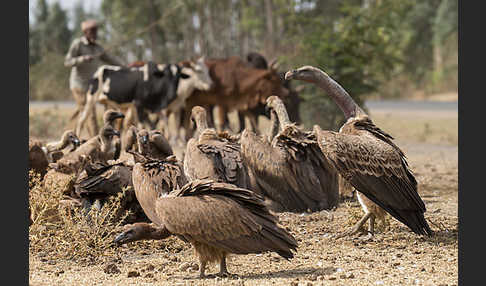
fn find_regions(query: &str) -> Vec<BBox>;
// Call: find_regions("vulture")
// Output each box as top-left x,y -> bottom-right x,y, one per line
101,109 -> 125,161
184,106 -> 251,189
73,160 -> 145,221
239,96 -> 340,213
103,109 -> 125,128
49,125 -> 121,174
114,178 -> 298,278
29,130 -> 81,177
285,65 -> 432,236
136,128 -> 173,160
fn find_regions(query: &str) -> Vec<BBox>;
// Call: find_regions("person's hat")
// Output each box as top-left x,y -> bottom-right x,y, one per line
81,19 -> 98,32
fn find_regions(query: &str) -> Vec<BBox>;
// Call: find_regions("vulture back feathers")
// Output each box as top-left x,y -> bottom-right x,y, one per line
240,97 -> 339,213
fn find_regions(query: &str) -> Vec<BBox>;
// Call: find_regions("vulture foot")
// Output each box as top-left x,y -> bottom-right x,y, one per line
333,212 -> 373,239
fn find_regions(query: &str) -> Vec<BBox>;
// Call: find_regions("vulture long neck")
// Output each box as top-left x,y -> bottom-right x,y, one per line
139,224 -> 171,241
46,134 -> 70,152
272,100 -> 292,129
310,69 -> 366,120
194,113 -> 209,139
268,110 -> 280,141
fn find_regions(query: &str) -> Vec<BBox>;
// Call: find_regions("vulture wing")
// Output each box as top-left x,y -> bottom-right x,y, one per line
150,131 -> 173,155
155,179 -> 298,259
315,122 -> 432,235
240,127 -> 339,212
74,162 -> 132,199
197,139 -> 250,188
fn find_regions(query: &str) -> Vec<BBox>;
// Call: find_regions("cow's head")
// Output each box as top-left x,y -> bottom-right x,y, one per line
178,56 -> 213,96
252,62 -> 290,104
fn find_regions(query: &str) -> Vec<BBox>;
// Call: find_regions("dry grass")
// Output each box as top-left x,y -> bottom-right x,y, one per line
29,170 -> 132,264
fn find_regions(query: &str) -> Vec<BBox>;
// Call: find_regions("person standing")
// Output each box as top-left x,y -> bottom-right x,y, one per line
65,19 -> 125,137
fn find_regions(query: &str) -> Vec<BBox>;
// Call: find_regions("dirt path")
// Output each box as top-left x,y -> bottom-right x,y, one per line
29,101 -> 458,286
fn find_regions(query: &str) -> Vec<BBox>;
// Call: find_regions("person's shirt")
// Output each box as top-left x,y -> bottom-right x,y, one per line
64,36 -> 125,92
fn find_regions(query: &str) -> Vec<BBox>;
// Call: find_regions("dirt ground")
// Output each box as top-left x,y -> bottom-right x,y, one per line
29,99 -> 458,286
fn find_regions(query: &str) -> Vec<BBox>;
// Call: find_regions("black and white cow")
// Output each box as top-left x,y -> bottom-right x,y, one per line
75,61 -> 189,137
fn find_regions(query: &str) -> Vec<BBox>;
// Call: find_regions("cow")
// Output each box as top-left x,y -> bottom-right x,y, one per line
164,56 -> 213,142
121,57 -> 213,143
75,61 -> 189,137
243,52 -> 303,128
182,56 -> 290,139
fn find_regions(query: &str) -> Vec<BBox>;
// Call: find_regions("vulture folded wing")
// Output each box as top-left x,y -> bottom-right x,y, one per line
75,162 -> 131,198
156,180 -> 297,259
317,130 -> 431,235
197,140 -> 249,188
241,129 -> 338,212
150,132 -> 173,157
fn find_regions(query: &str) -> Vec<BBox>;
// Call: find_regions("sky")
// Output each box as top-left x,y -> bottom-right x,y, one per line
29,0 -> 102,28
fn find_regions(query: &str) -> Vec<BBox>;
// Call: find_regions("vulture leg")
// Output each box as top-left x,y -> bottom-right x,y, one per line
335,211 -> 373,239
369,214 -> 376,235
217,254 -> 233,277
199,260 -> 208,278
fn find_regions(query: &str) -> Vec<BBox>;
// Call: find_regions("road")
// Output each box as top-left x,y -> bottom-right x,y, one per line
29,99 -> 458,113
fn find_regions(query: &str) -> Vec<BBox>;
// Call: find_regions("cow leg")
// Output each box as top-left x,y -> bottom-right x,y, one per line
237,111 -> 245,133
124,105 -> 137,131
242,111 -> 258,134
76,90 -> 97,138
136,105 -> 150,130
212,105 -> 226,132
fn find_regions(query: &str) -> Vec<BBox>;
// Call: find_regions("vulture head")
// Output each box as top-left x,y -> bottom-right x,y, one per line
103,110 -> 125,126
190,106 -> 209,134
61,130 -> 81,149
114,223 -> 168,245
101,125 -> 120,141
114,223 -> 147,245
284,65 -> 326,83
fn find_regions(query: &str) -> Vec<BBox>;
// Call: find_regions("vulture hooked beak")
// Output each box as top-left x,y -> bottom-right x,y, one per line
264,104 -> 271,116
113,230 -> 133,245
72,138 -> 81,147
284,69 -> 298,81
141,135 -> 149,144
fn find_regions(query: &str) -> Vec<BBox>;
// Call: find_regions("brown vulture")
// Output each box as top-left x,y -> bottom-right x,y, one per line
239,96 -> 340,213
184,106 -> 251,189
285,65 -> 432,236
48,125 -> 120,174
29,130 -> 81,177
114,178 -> 298,278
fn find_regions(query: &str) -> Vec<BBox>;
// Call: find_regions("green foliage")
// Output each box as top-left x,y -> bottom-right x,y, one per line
295,0 -> 413,130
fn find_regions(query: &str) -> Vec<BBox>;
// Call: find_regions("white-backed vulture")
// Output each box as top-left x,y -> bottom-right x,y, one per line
239,96 -> 339,213
73,160 -> 145,222
29,130 -> 81,177
285,66 -> 432,236
184,106 -> 251,189
49,125 -> 121,174
128,151 -> 188,224
114,178 -> 298,278
136,128 -> 173,160
102,110 -> 125,161
29,140 -> 49,178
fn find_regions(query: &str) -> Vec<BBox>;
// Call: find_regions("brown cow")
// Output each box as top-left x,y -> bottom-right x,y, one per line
183,56 -> 289,138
